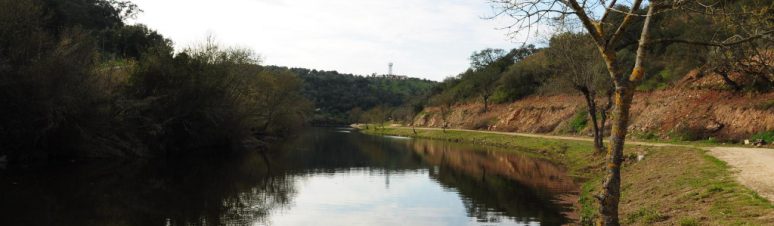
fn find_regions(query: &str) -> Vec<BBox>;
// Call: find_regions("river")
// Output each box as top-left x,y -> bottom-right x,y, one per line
0,128 -> 578,226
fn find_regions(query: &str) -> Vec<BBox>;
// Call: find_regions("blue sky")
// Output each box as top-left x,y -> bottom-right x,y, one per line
129,0 -> 537,81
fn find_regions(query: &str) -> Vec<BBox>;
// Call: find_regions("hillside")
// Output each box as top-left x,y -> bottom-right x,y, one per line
413,88 -> 774,142
264,66 -> 437,125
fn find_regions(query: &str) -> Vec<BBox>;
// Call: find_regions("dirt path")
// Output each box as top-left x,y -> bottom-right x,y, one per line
400,127 -> 774,202
709,147 -> 774,202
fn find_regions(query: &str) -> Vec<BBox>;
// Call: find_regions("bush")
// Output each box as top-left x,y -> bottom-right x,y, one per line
669,126 -> 705,141
635,131 -> 659,140
750,131 -> 774,143
128,40 -> 311,155
569,110 -> 589,133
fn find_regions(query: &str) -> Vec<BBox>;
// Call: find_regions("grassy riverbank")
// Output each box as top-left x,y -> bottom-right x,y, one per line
361,127 -> 774,225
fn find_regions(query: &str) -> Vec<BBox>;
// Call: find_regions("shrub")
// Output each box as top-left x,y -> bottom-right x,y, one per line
750,131 -> 774,143
635,131 -> 659,140
469,117 -> 497,130
569,110 -> 589,133
669,126 -> 705,141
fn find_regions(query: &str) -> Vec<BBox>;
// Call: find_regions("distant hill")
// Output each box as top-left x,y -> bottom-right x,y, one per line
263,66 -> 437,125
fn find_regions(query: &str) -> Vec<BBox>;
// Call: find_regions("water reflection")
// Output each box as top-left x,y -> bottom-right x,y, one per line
0,152 -> 292,226
413,141 -> 578,225
0,128 -> 577,226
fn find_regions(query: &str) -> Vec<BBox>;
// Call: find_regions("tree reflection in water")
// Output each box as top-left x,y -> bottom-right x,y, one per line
0,150 -> 295,226
0,128 -> 578,226
413,141 -> 578,225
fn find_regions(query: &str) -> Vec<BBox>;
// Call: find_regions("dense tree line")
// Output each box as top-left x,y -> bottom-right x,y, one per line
263,66 -> 436,125
0,0 -> 311,162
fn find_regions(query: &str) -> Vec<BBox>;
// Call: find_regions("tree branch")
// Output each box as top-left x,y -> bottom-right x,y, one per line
615,30 -> 774,50
606,0 -> 644,50
564,0 -> 605,46
630,5 -> 655,83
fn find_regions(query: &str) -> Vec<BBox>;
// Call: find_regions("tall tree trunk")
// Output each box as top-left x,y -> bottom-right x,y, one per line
482,96 -> 489,113
597,85 -> 634,226
442,105 -> 451,133
597,4 -> 654,225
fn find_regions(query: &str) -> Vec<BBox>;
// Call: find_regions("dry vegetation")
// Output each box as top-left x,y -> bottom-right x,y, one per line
414,89 -> 774,142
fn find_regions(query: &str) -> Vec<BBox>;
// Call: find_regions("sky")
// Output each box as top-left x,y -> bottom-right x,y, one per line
128,0 -> 534,81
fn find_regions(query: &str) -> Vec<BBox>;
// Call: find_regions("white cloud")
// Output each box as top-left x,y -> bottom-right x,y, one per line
129,0 -> 531,81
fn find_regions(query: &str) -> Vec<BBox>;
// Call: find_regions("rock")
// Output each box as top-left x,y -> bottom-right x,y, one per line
704,120 -> 724,133
624,153 -> 638,163
752,139 -> 767,147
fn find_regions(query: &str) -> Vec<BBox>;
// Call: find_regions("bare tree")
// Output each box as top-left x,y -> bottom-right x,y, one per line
707,41 -> 774,91
546,32 -> 613,153
488,0 -> 772,225
431,91 -> 456,133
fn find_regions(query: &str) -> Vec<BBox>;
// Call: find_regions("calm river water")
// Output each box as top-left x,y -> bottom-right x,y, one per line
0,128 -> 578,226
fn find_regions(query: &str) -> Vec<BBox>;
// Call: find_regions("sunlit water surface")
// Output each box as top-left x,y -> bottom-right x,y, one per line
0,128 -> 577,226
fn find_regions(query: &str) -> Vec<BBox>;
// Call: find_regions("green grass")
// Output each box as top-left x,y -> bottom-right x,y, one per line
625,207 -> 666,224
361,126 -> 774,225
362,127 -> 598,178
678,218 -> 699,226
579,177 -> 602,225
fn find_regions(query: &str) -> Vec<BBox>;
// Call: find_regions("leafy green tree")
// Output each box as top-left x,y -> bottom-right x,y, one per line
494,52 -> 550,103
347,107 -> 364,124
0,0 -> 116,160
99,24 -> 171,59
41,0 -> 140,34
253,69 -> 313,136
273,66 -> 434,125
469,46 -> 539,112
470,48 -> 507,70
363,106 -> 388,129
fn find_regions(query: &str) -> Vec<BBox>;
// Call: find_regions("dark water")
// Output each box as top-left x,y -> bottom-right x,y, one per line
0,128 -> 578,226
